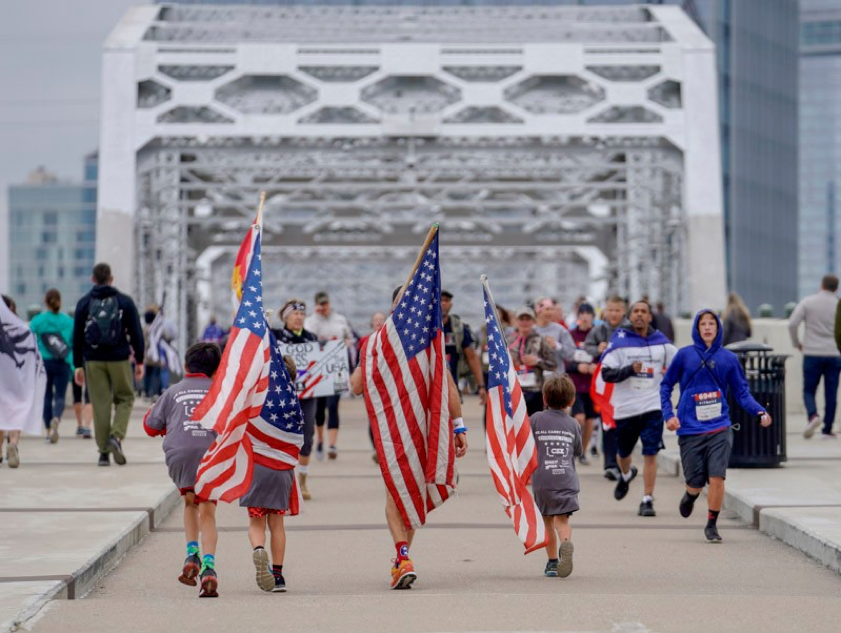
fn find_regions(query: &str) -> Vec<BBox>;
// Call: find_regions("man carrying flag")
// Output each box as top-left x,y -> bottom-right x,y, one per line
481,276 -> 547,556
350,227 -> 468,590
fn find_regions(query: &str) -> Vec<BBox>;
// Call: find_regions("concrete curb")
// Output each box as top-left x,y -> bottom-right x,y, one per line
760,509 -> 841,575
7,486 -> 179,633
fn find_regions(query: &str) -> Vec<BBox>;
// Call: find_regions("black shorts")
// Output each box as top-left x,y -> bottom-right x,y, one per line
571,392 -> 597,419
678,428 -> 733,488
616,410 -> 664,458
72,381 -> 90,405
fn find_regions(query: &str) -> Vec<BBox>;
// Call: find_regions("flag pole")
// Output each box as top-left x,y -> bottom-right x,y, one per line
480,274 -> 506,335
392,224 -> 439,310
255,191 -> 266,227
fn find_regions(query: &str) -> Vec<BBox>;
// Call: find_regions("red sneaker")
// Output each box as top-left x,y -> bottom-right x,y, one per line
178,554 -> 200,586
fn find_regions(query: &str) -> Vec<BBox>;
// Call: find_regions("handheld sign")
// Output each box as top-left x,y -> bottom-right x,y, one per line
279,340 -> 350,399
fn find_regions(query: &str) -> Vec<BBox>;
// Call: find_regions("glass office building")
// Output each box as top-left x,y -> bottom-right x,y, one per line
7,154 -> 98,315
799,0 -> 841,297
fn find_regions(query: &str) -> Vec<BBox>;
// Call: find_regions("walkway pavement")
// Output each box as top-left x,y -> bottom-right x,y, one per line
3,397 -> 841,633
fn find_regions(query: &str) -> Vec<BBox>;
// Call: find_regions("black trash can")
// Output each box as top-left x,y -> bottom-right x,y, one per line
724,342 -> 788,468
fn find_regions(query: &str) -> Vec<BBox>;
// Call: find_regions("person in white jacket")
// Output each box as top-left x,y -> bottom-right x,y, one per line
788,274 -> 841,439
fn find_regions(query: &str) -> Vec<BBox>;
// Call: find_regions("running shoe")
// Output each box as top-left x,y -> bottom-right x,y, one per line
98,452 -> 110,467
590,445 -> 599,457
316,441 -> 324,461
82,427 -> 92,439
638,499 -> 656,517
558,540 -> 574,578
578,455 -> 590,466
804,415 -> 822,439
679,492 -> 696,518
603,467 -> 620,481
328,445 -> 338,460
390,559 -> 417,590
76,426 -> 85,437
108,436 -> 126,465
613,466 -> 637,500
272,572 -> 287,593
7,443 -> 19,469
199,568 -> 219,598
704,525 -> 723,542
49,418 -> 59,444
543,559 -> 559,577
179,554 -> 201,586
821,432 -> 838,440
252,548 -> 275,592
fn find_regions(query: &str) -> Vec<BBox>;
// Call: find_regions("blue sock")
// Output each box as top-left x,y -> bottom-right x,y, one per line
201,554 -> 215,572
187,541 -> 199,557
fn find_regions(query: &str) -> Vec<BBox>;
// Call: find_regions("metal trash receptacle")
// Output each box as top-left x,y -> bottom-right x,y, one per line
724,341 -> 788,468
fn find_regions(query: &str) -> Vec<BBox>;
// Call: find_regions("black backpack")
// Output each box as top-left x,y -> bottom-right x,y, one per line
84,296 -> 122,348
40,332 -> 70,359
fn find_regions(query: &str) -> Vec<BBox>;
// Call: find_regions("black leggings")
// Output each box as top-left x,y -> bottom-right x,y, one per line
299,398 -> 316,457
316,395 -> 341,430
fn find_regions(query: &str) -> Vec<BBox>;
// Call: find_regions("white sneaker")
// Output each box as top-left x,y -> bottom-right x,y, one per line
804,416 -> 822,439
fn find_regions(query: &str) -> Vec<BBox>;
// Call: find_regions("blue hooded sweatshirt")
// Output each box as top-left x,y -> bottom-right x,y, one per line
659,310 -> 765,436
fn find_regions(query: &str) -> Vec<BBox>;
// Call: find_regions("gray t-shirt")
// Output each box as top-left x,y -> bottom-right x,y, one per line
143,375 -> 216,489
530,408 -> 583,516
534,322 -> 576,375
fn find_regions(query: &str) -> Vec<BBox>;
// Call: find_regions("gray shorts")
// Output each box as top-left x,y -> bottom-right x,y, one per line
678,428 -> 733,489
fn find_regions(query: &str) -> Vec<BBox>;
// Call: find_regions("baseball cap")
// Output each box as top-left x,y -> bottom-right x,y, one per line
577,302 -> 595,315
515,306 -> 536,319
441,289 -> 453,299
314,291 -> 329,305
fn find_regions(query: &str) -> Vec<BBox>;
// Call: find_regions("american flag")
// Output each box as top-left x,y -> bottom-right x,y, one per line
193,230 -> 272,502
145,298 -> 183,376
360,231 -> 454,531
482,280 -> 547,554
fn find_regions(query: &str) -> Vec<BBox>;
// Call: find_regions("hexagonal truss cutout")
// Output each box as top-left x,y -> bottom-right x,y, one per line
648,80 -> 682,109
504,75 -> 605,114
299,107 -> 379,124
158,65 -> 234,81
442,66 -> 522,82
587,106 -> 663,124
137,80 -> 171,108
444,107 -> 523,124
298,66 -> 378,82
157,106 -> 234,124
215,75 -> 317,114
586,65 -> 661,82
361,76 -> 461,114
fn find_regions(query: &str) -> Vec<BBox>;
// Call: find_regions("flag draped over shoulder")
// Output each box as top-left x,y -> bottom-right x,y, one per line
231,208 -> 263,310
0,299 -> 46,434
360,231 -> 454,531
145,299 -> 183,376
482,280 -> 547,555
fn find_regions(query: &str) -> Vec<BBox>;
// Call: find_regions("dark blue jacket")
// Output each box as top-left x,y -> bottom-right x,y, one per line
660,310 -> 765,436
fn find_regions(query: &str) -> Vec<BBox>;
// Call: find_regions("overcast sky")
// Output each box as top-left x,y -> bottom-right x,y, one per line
0,0 -> 146,189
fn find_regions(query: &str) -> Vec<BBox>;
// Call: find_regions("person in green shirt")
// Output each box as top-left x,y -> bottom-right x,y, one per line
29,289 -> 75,443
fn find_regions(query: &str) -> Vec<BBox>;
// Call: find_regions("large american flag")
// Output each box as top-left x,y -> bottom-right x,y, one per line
483,281 -> 547,554
360,231 -> 455,531
192,231 -> 300,502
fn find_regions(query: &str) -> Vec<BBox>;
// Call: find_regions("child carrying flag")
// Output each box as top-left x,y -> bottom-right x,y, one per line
143,342 -> 222,598
529,375 -> 583,578
243,354 -> 304,593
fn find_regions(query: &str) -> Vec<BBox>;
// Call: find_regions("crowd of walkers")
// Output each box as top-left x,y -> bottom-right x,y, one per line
1,259 -> 799,591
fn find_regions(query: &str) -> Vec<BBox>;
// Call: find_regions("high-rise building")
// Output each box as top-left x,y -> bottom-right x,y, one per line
799,0 -> 841,298
157,0 -> 799,314
6,155 -> 98,315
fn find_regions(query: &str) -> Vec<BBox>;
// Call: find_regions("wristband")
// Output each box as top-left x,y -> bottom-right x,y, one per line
453,417 -> 467,434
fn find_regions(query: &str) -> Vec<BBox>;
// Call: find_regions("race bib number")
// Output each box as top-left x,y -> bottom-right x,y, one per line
516,365 -> 537,388
573,349 -> 593,363
630,362 -> 657,391
445,332 -> 455,347
482,351 -> 489,365
694,391 -> 723,421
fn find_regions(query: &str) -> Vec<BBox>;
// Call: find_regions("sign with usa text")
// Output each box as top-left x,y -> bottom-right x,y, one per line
279,340 -> 350,399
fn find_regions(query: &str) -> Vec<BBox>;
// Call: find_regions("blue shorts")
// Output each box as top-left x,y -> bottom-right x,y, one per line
615,410 -> 664,457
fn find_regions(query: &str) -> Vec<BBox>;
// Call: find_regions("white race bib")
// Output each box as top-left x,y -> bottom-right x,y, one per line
694,391 -> 723,421
573,349 -> 593,363
517,366 -> 537,388
630,362 -> 657,391
482,351 -> 489,365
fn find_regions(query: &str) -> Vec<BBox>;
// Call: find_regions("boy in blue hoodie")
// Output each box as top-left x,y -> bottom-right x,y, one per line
660,310 -> 772,542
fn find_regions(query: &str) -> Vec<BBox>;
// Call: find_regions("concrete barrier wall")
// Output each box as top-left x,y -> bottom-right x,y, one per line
674,318 -> 824,416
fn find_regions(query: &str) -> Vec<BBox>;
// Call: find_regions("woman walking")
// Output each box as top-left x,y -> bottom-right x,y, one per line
30,289 -> 75,443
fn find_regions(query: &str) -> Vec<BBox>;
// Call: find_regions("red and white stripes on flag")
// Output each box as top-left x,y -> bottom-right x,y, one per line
361,231 -> 455,531
482,278 -> 547,554
590,361 -> 616,429
193,231 -> 272,503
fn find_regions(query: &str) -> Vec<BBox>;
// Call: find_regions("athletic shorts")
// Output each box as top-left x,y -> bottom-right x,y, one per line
678,428 -> 733,489
247,507 -> 289,519
72,382 -> 90,405
615,410 -> 664,458
571,392 -> 597,419
178,487 -> 217,506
